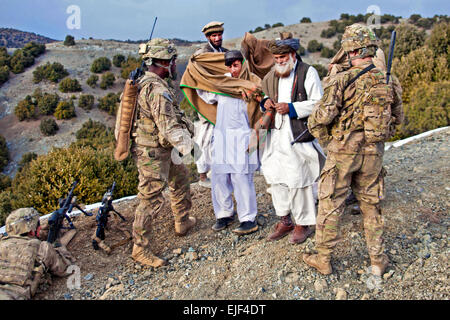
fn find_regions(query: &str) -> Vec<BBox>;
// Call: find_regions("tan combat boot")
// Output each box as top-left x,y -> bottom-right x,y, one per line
303,253 -> 332,275
131,245 -> 167,268
370,254 -> 389,276
175,216 -> 197,237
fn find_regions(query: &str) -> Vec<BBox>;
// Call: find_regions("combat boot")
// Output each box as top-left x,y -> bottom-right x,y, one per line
131,245 -> 167,268
370,254 -> 389,276
175,216 -> 197,237
303,253 -> 332,275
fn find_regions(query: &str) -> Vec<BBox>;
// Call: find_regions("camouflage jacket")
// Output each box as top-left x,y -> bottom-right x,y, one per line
308,61 -> 403,155
0,236 -> 73,300
132,72 -> 194,156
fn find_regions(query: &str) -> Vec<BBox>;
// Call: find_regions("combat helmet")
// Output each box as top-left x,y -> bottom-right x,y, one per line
139,38 -> 177,61
5,208 -> 40,236
341,23 -> 379,54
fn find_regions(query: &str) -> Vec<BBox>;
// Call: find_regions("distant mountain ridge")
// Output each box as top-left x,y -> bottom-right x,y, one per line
0,28 -> 58,48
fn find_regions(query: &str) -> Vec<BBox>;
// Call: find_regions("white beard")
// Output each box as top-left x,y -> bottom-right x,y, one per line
274,54 -> 295,78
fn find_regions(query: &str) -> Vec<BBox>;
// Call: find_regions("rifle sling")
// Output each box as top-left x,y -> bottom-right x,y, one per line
344,64 -> 375,91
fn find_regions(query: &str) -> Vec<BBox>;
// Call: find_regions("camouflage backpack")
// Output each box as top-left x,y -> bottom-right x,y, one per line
362,77 -> 395,143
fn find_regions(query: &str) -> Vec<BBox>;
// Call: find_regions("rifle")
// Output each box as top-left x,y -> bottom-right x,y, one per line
92,182 -> 129,253
130,16 -> 158,84
47,181 -> 92,246
386,30 -> 396,84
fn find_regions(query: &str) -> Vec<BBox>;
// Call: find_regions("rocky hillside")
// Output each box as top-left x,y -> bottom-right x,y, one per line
33,127 -> 449,300
0,28 -> 57,48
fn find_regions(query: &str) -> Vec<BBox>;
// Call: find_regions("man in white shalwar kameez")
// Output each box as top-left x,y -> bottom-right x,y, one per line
193,21 -> 230,188
196,50 -> 260,235
260,34 -> 325,244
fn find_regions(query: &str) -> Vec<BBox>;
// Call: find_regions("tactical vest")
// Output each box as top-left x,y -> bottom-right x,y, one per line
331,65 -> 394,143
133,74 -> 173,149
0,236 -> 40,287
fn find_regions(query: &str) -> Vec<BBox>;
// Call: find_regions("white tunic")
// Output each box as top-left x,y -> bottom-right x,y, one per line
196,76 -> 259,174
260,63 -> 324,188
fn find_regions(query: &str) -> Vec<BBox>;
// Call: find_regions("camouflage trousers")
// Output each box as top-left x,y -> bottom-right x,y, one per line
131,144 -> 192,248
315,151 -> 386,260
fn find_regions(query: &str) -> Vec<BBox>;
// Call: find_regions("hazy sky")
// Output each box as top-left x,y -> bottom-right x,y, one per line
0,0 -> 448,41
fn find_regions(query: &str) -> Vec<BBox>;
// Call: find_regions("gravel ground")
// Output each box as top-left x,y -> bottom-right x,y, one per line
33,128 -> 449,300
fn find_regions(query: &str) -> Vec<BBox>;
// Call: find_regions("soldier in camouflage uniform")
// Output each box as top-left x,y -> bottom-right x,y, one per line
303,24 -> 404,276
129,38 -> 196,267
0,208 -> 74,300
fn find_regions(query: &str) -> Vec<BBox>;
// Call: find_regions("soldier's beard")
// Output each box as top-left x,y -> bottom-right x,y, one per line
274,55 -> 295,78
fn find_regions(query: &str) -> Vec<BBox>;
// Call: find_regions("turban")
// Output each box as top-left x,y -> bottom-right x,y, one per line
268,38 -> 300,54
202,21 -> 224,36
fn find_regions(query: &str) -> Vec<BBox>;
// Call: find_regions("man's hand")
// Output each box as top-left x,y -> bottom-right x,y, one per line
264,98 -> 276,110
275,103 -> 289,115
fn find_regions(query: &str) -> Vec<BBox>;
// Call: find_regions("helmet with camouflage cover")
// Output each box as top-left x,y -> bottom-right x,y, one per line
341,23 -> 379,53
5,208 -> 40,236
139,38 -> 177,61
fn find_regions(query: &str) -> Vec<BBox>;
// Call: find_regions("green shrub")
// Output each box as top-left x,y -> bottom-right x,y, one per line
86,74 -> 99,88
10,143 -> 138,214
23,42 -> 45,57
78,94 -> 95,110
98,93 -> 120,115
0,190 -> 13,226
321,28 -> 336,38
54,100 -> 76,120
0,66 -> 9,85
272,22 -> 284,28
253,26 -> 264,33
37,93 -> 60,115
312,64 -> 327,80
409,14 -> 422,24
393,81 -> 449,140
0,174 -> 11,192
113,54 -> 126,67
40,118 -> 59,136
74,119 -> 115,149
0,47 -> 10,68
297,44 -> 306,56
333,39 -> 341,51
18,152 -> 38,172
33,62 -> 68,83
307,40 -> 323,52
320,46 -> 337,58
300,17 -> 311,23
91,57 -> 112,73
59,77 -> 82,93
120,56 -> 142,79
14,96 -> 36,121
394,24 -> 426,58
0,135 -> 9,171
99,72 -> 115,90
64,35 -> 75,46
10,49 -> 34,74
426,22 -> 449,58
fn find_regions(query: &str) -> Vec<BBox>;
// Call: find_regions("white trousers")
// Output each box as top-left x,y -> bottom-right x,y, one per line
211,172 -> 257,223
268,183 -> 317,226
194,119 -> 213,174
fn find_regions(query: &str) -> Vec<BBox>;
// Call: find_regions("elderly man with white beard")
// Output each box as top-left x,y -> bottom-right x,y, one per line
260,33 -> 325,244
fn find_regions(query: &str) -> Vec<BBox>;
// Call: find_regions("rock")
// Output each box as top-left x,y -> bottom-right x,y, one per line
63,293 -> 72,300
188,247 -> 195,252
99,284 -> 125,300
185,252 -> 198,261
314,279 -> 327,292
361,294 -> 370,300
272,293 -> 277,299
357,269 -> 365,275
129,279 -> 135,286
383,270 -> 395,280
285,272 -> 300,284
83,273 -> 94,281
335,288 -> 347,300
173,248 -> 183,255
